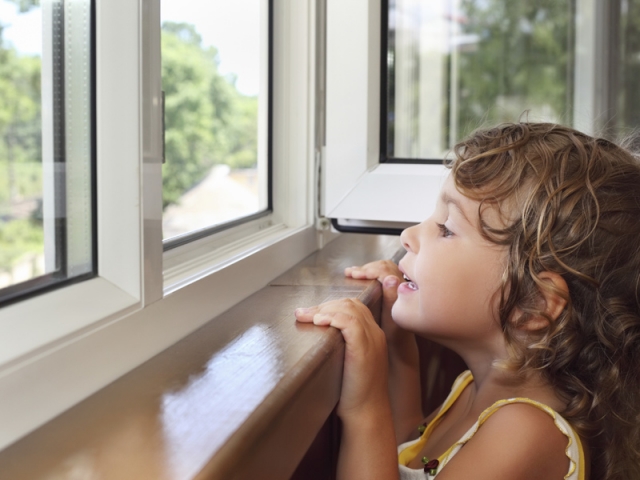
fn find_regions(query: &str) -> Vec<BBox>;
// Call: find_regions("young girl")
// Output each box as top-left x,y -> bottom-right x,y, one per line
295,123 -> 640,480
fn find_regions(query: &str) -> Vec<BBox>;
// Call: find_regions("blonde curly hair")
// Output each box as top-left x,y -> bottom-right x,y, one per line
450,122 -> 640,480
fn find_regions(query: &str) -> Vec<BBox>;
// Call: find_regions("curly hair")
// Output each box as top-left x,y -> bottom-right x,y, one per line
449,122 -> 640,480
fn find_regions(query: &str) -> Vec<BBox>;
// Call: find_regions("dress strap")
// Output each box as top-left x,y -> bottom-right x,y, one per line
437,397 -> 586,480
398,370 -> 473,466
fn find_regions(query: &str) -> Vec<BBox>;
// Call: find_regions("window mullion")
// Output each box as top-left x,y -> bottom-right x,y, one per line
141,0 -> 164,306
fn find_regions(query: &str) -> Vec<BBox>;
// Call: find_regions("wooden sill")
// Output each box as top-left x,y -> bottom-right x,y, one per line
0,234 -> 402,480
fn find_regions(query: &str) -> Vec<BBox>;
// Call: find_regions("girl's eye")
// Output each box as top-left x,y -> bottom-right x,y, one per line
436,223 -> 453,237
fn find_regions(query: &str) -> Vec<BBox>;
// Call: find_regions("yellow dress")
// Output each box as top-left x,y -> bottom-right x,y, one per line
397,371 -> 585,479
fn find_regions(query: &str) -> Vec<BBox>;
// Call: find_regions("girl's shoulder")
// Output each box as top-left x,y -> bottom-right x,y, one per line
436,399 -> 584,480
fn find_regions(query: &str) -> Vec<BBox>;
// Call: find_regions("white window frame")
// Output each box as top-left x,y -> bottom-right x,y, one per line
323,0 -> 611,227
0,0 -> 318,450
324,0 -> 448,226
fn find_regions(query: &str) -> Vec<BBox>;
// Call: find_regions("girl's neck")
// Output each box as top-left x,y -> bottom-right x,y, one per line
463,362 -> 566,414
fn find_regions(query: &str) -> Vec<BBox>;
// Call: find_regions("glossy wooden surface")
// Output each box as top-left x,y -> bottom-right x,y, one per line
0,234 -> 401,480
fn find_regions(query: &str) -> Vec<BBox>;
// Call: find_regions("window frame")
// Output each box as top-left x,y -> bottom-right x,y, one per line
323,0 -> 613,230
0,0 -> 318,451
378,0 -> 443,166
0,0 -> 98,307
160,0 -> 275,251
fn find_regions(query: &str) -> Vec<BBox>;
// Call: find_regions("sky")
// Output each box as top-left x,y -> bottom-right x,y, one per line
0,0 -> 262,96
0,0 -> 42,55
161,0 -> 262,96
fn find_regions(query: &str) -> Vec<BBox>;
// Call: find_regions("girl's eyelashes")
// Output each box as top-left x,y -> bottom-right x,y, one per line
436,223 -> 454,237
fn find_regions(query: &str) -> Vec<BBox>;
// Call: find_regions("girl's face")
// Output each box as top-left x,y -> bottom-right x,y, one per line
394,175 -> 509,351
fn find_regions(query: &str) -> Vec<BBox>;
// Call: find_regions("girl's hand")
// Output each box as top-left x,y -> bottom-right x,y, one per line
345,260 -> 406,342
295,298 -> 390,418
344,259 -> 402,284
346,260 -> 423,444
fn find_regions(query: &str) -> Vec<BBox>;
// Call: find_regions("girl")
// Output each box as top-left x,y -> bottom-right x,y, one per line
295,123 -> 640,480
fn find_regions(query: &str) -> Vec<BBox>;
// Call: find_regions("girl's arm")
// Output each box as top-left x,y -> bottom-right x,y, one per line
295,298 -> 399,480
346,261 -> 424,444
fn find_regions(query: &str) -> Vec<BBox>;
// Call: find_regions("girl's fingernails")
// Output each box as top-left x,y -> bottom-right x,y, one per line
295,307 -> 310,315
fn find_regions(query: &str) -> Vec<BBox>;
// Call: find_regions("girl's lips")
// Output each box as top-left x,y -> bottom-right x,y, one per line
398,281 -> 418,293
398,264 -> 417,292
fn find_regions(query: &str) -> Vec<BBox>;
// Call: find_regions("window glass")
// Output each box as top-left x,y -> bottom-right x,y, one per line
384,0 -> 573,160
384,0 -> 640,160
619,0 -> 640,132
161,0 -> 270,244
0,0 -> 94,304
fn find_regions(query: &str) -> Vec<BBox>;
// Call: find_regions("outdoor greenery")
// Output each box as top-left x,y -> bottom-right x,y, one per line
161,21 -> 259,209
386,0 -> 640,155
621,0 -> 640,130
0,12 -> 260,278
0,0 -> 43,278
453,0 -> 573,140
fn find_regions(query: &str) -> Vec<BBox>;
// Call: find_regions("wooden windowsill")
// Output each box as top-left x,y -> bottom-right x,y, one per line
0,234 -> 402,480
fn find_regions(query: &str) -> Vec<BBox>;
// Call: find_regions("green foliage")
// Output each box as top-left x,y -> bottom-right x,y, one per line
161,22 -> 258,209
454,0 -> 573,140
0,9 -> 43,275
620,1 -> 640,129
0,162 -> 41,206
0,218 -> 43,274
0,47 -> 41,158
5,0 -> 39,14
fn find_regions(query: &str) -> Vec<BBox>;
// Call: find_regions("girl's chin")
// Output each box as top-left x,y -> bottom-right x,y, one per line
390,303 -> 415,329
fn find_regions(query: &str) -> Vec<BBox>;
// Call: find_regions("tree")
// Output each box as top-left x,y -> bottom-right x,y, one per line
621,1 -> 640,130
5,0 -> 39,14
454,0 -> 572,139
161,22 -> 259,209
0,0 -> 43,275
0,47 -> 41,205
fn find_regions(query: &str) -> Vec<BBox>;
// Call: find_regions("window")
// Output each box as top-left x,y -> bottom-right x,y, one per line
160,0 -> 271,247
0,0 -> 95,305
323,0 -> 640,230
383,0 -> 574,162
616,0 -> 640,133
382,0 -> 640,160
0,0 -> 317,452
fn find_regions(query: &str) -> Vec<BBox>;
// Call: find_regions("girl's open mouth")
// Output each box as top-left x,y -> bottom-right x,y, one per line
402,273 -> 418,291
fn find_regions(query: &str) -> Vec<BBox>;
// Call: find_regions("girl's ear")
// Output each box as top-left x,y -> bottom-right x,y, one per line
521,271 -> 569,332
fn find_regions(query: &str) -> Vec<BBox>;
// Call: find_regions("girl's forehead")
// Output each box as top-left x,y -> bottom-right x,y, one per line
442,175 -> 515,229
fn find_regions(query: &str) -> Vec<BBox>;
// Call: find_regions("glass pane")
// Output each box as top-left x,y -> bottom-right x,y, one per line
619,0 -> 640,132
161,0 -> 269,242
386,0 -> 573,159
0,0 -> 94,303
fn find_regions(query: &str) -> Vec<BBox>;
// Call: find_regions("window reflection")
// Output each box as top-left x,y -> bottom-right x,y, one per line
160,324 -> 280,479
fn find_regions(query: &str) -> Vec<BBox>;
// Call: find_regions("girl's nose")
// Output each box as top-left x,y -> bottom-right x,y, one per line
400,224 -> 418,253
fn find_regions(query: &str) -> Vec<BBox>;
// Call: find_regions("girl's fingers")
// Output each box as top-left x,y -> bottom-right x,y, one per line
345,260 -> 403,283
312,312 -> 332,325
381,275 -> 400,305
295,299 -> 376,344
294,305 -> 320,322
344,266 -> 363,278
311,310 -> 371,349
